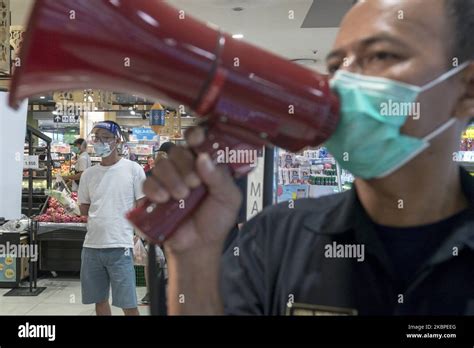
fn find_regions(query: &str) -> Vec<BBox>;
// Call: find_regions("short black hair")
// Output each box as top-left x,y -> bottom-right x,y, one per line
72,138 -> 85,146
445,0 -> 474,64
158,142 -> 176,154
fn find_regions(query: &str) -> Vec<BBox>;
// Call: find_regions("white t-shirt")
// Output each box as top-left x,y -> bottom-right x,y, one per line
72,152 -> 91,192
78,158 -> 146,249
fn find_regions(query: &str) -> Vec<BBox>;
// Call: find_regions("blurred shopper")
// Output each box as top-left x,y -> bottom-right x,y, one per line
78,121 -> 146,316
143,155 -> 154,174
63,138 -> 91,192
140,143 -> 175,303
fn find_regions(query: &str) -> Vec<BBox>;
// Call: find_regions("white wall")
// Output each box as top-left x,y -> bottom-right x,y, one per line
10,0 -> 34,26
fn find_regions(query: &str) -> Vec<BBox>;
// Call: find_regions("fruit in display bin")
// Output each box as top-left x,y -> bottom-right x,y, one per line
52,169 -> 71,177
35,196 -> 88,224
46,187 -> 81,215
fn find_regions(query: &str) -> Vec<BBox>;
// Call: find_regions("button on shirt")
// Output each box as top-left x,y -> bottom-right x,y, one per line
220,167 -> 474,315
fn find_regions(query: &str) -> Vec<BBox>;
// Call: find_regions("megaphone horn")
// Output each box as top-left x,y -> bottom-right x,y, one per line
9,0 -> 222,113
9,0 -> 340,243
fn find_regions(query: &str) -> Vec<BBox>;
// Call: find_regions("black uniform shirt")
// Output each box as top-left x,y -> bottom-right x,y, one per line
220,167 -> 474,315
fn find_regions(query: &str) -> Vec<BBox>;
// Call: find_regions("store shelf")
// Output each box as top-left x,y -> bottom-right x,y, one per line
37,222 -> 87,235
22,194 -> 47,198
23,126 -> 52,218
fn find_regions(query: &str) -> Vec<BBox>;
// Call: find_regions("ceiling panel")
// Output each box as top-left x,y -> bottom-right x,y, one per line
302,0 -> 355,28
10,0 -> 345,74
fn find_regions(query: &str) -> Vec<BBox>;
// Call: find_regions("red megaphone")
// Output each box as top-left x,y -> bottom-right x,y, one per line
9,0 -> 339,244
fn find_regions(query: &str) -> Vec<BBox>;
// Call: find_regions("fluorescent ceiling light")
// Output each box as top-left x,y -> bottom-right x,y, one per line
232,34 -> 244,39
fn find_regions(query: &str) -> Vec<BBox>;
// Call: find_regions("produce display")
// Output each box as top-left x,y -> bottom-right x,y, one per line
22,180 -> 48,192
46,189 -> 81,216
34,194 -> 87,223
52,163 -> 71,177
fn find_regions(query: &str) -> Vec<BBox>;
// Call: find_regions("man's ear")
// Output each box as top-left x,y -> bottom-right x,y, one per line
454,62 -> 474,121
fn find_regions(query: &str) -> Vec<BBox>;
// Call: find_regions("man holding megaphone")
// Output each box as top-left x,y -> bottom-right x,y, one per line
142,0 -> 474,315
8,0 -> 474,316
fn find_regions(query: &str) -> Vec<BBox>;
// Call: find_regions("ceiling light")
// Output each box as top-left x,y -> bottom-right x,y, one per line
40,96 -> 45,99
232,34 -> 244,39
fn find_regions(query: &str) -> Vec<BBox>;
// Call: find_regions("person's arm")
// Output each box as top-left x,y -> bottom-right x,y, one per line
63,171 -> 83,181
80,204 -> 90,216
133,163 -> 147,206
77,169 -> 90,216
64,155 -> 88,181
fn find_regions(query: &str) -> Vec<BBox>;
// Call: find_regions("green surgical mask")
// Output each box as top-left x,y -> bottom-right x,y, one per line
324,62 -> 469,179
72,146 -> 80,154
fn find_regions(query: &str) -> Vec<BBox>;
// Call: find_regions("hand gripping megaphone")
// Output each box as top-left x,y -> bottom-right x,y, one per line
9,0 -> 340,244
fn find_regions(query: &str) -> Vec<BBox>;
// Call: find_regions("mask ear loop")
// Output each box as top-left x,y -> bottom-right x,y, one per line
419,61 -> 471,92
417,62 -> 470,142
419,62 -> 471,142
423,118 -> 457,142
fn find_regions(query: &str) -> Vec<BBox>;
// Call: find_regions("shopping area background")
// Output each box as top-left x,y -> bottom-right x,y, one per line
1,0 -> 474,316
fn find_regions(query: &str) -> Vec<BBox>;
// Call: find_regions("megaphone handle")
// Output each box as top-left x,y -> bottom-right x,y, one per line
127,184 -> 209,244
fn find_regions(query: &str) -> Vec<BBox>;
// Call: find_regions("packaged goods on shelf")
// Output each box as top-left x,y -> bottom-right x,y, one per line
299,165 -> 311,183
289,168 -> 300,184
279,152 -> 296,168
277,184 -> 309,203
51,143 -> 71,154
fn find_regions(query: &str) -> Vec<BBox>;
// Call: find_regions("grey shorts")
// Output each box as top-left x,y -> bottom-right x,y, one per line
80,247 -> 137,309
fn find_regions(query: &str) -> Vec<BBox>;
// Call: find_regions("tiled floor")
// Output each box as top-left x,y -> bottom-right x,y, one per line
0,277 -> 149,315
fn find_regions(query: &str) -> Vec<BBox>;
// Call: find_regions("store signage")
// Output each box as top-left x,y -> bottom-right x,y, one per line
150,109 -> 166,126
132,127 -> 156,141
53,114 -> 79,123
23,155 -> 39,169
246,147 -> 265,220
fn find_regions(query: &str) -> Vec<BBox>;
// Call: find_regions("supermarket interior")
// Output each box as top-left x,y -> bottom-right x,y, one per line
1,0 -> 474,320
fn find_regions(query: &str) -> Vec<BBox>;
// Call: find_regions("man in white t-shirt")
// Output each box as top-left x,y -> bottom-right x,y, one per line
63,138 -> 91,192
78,121 -> 146,316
